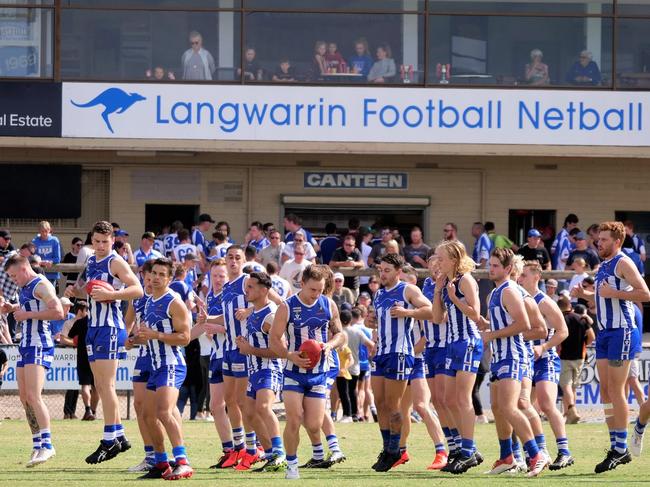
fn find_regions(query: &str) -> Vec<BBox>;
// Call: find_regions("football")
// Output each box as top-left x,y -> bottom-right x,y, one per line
85,279 -> 115,302
298,339 -> 323,369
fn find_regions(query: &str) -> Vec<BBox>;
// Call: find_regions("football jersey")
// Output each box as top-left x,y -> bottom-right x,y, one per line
246,302 -> 281,373
374,281 -> 414,356
442,275 -> 481,343
133,293 -> 150,358
164,233 -> 179,256
421,277 -> 446,349
271,275 -> 291,299
532,291 -> 558,360
84,251 -> 125,329
173,243 -> 198,262
595,252 -> 637,330
144,290 -> 185,369
221,274 -> 249,352
206,289 -> 226,360
18,275 -> 54,349
488,280 -> 527,364
284,294 -> 332,374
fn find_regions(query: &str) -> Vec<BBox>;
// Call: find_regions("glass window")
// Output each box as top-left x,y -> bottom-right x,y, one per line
244,1 -> 423,11
0,1 -> 53,5
616,19 -> 650,88
617,1 -> 650,16
427,15 -> 612,87
62,1 -> 239,8
428,0 -> 612,15
0,8 -> 53,77
60,9 -> 240,81
244,12 -> 424,84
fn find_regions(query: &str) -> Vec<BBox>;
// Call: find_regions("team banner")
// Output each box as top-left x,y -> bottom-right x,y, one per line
62,82 -> 650,146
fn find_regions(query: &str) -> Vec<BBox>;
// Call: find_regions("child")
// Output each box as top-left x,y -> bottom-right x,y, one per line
273,58 -> 295,82
325,42 -> 346,73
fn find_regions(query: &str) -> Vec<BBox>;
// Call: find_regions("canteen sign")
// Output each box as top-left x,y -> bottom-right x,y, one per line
304,172 -> 408,190
62,83 -> 650,146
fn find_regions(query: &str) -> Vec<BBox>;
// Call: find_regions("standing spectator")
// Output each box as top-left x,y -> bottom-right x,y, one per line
368,43 -> 396,83
0,229 -> 14,262
177,337 -> 202,420
32,220 -> 62,289
567,258 -> 589,304
63,237 -> 83,288
283,214 -> 319,251
347,218 -> 361,240
367,275 -> 381,299
558,297 -> 595,424
368,227 -> 395,266
339,309 -> 373,422
334,310 -> 355,422
625,220 -> 646,271
195,330 -> 213,422
145,65 -> 175,80
329,234 -> 364,296
358,227 -> 374,293
114,229 -> 135,265
282,230 -> 317,263
443,222 -> 459,242
0,248 -> 19,339
565,50 -> 601,86
258,229 -> 285,267
133,232 -> 163,269
551,213 -> 579,270
246,221 -> 270,252
331,272 -> 356,309
181,31 -> 215,80
517,229 -> 551,270
546,278 -> 559,302
403,225 -> 431,269
586,224 -> 600,253
279,243 -> 310,294
76,232 -> 94,268
319,223 -> 340,266
238,46 -> 262,81
348,38 -> 373,79
567,232 -> 600,270
485,221 -> 517,251
471,221 -> 492,268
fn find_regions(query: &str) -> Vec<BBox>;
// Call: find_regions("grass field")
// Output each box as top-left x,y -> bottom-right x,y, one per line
2,419 -> 648,486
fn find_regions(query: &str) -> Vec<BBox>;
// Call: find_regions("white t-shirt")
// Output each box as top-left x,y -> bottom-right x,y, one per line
568,272 -> 588,303
279,259 -> 311,294
76,245 -> 94,266
271,274 -> 292,299
360,242 -> 372,285
173,243 -> 199,262
282,241 -> 317,261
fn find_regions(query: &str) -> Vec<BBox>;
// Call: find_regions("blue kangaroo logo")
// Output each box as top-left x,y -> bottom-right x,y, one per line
71,88 -> 146,134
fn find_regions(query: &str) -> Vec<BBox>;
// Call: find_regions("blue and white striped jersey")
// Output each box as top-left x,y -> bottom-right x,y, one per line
191,228 -> 206,254
144,290 -> 185,369
488,280 -> 527,364
163,233 -> 179,256
595,252 -> 637,331
421,277 -> 446,349
411,320 -> 425,359
442,275 -> 480,343
532,291 -> 558,360
207,289 -> 225,360
284,294 -> 332,374
221,274 -> 248,351
85,251 -> 125,329
18,275 -> 54,349
374,281 -> 414,357
133,293 -> 150,358
246,302 -> 281,374
133,248 -> 163,268
271,275 -> 291,300
472,232 -> 492,265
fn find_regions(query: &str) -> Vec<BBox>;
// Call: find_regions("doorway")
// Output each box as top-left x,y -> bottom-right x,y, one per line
145,204 -> 199,235
509,209 -> 557,251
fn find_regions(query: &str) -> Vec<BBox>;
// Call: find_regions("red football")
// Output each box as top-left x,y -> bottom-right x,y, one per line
298,339 -> 323,369
86,279 -> 115,302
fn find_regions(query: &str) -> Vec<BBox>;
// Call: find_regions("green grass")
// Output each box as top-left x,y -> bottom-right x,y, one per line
2,419 -> 648,486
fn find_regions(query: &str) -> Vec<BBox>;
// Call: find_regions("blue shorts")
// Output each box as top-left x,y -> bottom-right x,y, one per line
490,359 -> 523,382
86,326 -> 127,362
146,364 -> 187,391
209,355 -> 224,385
282,369 -> 328,399
132,354 -> 152,383
326,367 -> 339,390
595,327 -> 641,361
409,357 -> 426,381
521,359 -> 533,382
424,347 -> 447,379
247,369 -> 283,399
533,355 -> 561,385
222,349 -> 248,378
17,346 -> 54,369
444,337 -> 483,376
371,353 -> 415,381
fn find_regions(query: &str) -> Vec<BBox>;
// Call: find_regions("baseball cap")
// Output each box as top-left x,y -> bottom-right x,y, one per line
340,302 -> 353,312
333,272 -> 344,281
546,279 -> 558,287
575,232 -> 587,240
359,291 -> 371,299
60,297 -> 73,307
199,213 -> 215,223
527,229 -> 542,238
142,231 -> 156,240
114,229 -> 129,237
0,229 -> 11,239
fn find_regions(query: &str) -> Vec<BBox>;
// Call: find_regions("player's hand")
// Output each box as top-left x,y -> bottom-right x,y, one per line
125,336 -> 134,350
0,300 -> 15,314
533,345 -> 544,360
204,323 -> 223,335
435,274 -> 446,290
480,329 -> 493,345
40,260 -> 53,268
91,287 -> 116,302
477,316 -> 490,331
136,326 -> 158,340
196,307 -> 208,324
235,335 -> 252,354
13,309 -> 31,321
390,304 -> 410,318
598,282 -> 616,299
54,332 -> 62,343
446,280 -> 459,303
288,351 -> 312,369
64,285 -> 76,298
235,307 -> 253,321
321,341 -> 330,355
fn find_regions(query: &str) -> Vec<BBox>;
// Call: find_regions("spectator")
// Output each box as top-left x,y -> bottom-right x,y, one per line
368,43 -> 396,83
567,231 -> 600,270
339,308 -> 373,422
319,223 -> 340,266
279,243 -> 310,294
391,227 -> 406,248
524,48 -> 550,86
334,316 -> 354,423
347,217 -> 361,240
282,230 -> 317,263
266,261 -> 292,299
207,230 -> 229,261
258,229 -> 285,267
272,58 -> 296,82
50,297 -> 74,336
567,258 -> 589,303
0,247 -> 19,339
0,311 -> 11,344
348,37 -> 373,79
145,65 -> 175,81
263,222 -> 276,238
238,47 -> 262,81
351,306 -> 375,421
216,221 -> 234,244
181,31 -> 215,81
177,337 -> 202,420
443,222 -> 459,242
329,234 -> 364,296
471,221 -> 492,268
625,220 -> 646,271
246,221 -> 270,252
384,239 -> 400,256
331,272 -> 355,309
485,221 -> 517,251
558,297 -> 595,424
367,275 -> 380,299
31,220 -> 62,289
622,235 -> 644,275
325,42 -> 346,72
368,227 -> 398,266
114,229 -> 135,265
403,225 -> 431,269
133,231 -> 163,270
517,228 -> 551,270
358,227 -> 374,293
311,40 -> 328,80
586,223 -> 600,253
76,232 -> 94,267
565,50 -> 601,86
284,213 -> 319,250
551,213 -> 579,270
62,237 -> 83,288
356,291 -> 372,308
0,229 -> 14,262
546,278 -> 559,302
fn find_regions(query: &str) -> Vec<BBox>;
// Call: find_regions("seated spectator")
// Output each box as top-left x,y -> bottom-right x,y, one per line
348,38 -> 373,79
367,44 -> 396,84
325,42 -> 346,73
181,30 -> 216,81
565,50 -> 601,86
272,58 -> 296,82
311,40 -> 328,80
524,48 -> 549,86
238,47 -> 262,81
145,66 -> 175,81
567,231 -> 600,270
332,272 -> 355,309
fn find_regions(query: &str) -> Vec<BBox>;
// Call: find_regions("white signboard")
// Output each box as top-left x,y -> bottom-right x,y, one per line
1,346 -> 140,391
62,83 -> 650,146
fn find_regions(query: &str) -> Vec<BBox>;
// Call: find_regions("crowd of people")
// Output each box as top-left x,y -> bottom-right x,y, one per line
0,212 -> 648,479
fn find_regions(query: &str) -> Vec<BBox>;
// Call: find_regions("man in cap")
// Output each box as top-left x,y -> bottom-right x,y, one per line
134,232 -> 164,270
0,229 -> 14,263
567,232 -> 600,271
517,229 -> 551,270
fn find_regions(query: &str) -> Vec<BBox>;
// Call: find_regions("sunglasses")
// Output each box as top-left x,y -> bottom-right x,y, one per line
294,252 -> 305,256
